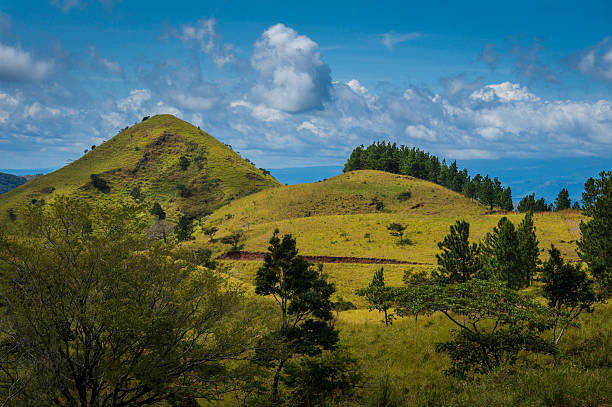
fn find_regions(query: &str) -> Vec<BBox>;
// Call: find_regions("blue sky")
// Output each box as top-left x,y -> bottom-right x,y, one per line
0,0 -> 610,190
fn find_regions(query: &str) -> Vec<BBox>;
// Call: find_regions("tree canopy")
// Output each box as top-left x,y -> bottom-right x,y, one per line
343,142 -> 513,211
0,196 -> 262,406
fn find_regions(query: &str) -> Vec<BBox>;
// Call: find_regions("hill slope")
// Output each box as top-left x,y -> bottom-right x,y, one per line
0,115 -> 281,222
201,170 -> 583,303
0,173 -> 27,195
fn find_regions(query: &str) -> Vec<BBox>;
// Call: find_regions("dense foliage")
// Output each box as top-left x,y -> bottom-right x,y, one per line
0,197 -> 263,406
517,193 -> 552,212
578,171 -> 612,296
343,142 -> 514,211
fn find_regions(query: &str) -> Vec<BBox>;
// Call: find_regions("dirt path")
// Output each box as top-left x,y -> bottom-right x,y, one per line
565,219 -> 580,239
218,251 -> 433,265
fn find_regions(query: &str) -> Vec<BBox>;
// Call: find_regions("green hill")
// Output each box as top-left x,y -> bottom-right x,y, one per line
0,115 -> 281,222
202,170 -> 583,302
0,173 -> 27,195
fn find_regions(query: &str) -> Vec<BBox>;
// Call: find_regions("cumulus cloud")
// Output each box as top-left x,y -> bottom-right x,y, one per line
470,82 -> 540,103
381,32 -> 422,50
572,37 -> 612,82
0,43 -> 54,81
251,23 -> 331,113
176,18 -> 236,68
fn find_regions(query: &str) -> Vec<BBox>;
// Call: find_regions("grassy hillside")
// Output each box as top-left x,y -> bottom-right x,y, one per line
202,169 -> 608,406
203,170 -> 583,268
0,115 -> 281,222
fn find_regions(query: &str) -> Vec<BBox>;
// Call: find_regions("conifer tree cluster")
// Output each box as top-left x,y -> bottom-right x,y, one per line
343,142 -> 514,211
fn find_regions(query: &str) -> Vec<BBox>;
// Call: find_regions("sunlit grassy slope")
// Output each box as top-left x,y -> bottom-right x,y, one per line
0,115 -> 280,222
203,170 -> 583,271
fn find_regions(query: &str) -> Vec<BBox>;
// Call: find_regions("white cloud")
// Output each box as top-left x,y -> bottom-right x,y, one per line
172,93 -> 214,110
347,79 -> 368,95
405,124 -> 437,141
381,32 -> 422,50
251,23 -> 331,113
177,18 -> 236,68
0,43 -> 54,81
573,37 -> 612,82
117,89 -> 151,112
470,82 -> 540,103
230,100 -> 285,122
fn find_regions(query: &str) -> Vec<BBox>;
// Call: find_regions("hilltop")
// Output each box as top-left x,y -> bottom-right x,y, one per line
0,115 -> 281,222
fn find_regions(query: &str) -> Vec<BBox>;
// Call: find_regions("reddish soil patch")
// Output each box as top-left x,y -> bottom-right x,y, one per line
218,251 -> 432,265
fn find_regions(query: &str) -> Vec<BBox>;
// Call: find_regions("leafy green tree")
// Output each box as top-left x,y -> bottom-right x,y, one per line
150,201 -> 166,220
577,171 -> 612,296
175,214 -> 194,241
572,201 -> 581,210
0,196 -> 263,406
254,230 -> 338,403
541,245 -> 596,365
481,217 -> 524,289
387,222 -> 407,244
356,268 -> 395,326
393,280 -> 556,378
555,188 -> 571,211
281,348 -> 362,407
433,220 -> 481,284
517,212 -> 540,286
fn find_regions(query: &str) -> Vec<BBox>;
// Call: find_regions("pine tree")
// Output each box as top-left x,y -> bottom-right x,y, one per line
577,171 -> 612,296
482,217 -> 523,289
555,188 -> 571,211
480,176 -> 495,211
517,212 -> 540,286
254,230 -> 337,403
433,220 -> 481,283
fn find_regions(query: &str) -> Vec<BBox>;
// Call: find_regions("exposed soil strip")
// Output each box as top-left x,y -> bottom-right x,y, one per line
218,251 -> 433,265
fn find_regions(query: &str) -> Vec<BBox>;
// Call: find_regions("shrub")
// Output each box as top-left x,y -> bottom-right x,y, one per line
90,174 -> 109,193
397,191 -> 412,201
